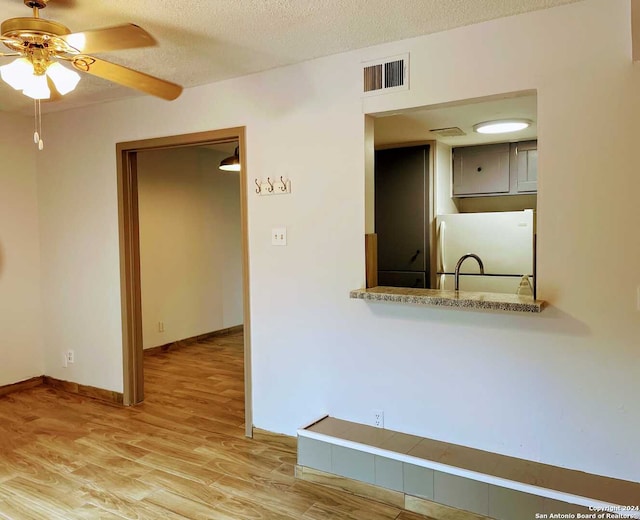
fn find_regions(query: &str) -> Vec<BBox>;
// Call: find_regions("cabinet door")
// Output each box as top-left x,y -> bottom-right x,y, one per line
514,140 -> 538,193
375,146 -> 428,273
453,143 -> 510,196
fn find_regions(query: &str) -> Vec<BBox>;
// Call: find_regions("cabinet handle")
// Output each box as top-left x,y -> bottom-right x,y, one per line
410,249 -> 420,262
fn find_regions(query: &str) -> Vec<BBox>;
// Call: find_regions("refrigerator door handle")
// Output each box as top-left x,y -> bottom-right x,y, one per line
438,221 -> 446,289
439,221 -> 446,272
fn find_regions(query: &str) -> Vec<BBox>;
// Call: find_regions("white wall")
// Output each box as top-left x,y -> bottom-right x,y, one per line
34,0 -> 640,484
0,114 -> 43,385
435,142 -> 457,215
137,147 -> 242,349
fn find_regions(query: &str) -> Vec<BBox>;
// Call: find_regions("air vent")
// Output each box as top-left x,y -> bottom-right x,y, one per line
362,53 -> 409,96
364,64 -> 383,92
430,127 -> 467,137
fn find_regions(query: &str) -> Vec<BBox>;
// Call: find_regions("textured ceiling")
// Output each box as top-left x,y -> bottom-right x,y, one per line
0,0 -> 580,114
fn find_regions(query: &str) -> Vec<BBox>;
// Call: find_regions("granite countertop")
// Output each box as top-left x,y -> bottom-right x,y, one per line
350,286 -> 545,313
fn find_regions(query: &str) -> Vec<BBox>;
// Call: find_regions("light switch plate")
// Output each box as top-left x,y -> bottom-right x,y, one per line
272,227 -> 287,246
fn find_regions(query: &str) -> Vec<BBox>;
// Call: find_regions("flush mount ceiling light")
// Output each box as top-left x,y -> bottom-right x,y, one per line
219,147 -> 241,172
473,119 -> 532,134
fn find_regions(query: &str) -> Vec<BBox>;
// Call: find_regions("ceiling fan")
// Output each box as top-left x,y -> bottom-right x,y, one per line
0,0 -> 183,102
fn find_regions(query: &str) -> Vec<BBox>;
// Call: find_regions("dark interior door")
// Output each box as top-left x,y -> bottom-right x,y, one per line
375,145 -> 429,284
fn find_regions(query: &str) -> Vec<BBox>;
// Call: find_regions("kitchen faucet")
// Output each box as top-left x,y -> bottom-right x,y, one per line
454,253 -> 485,291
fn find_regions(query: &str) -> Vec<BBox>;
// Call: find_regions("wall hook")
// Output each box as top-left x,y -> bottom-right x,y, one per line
255,176 -> 291,196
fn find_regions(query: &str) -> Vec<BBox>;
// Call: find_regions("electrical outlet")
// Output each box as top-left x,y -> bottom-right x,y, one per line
158,321 -> 165,332
66,350 -> 75,364
373,409 -> 384,428
62,352 -> 68,368
271,227 -> 287,246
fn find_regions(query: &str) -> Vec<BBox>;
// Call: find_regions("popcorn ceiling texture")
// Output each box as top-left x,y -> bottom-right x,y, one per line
0,0 -> 578,114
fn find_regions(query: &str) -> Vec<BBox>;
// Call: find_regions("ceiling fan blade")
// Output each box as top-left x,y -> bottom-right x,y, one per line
71,56 -> 182,101
60,24 -> 157,54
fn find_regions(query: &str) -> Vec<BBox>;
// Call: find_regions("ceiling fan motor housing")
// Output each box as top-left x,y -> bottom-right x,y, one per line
24,0 -> 49,9
1,17 -> 72,61
2,17 -> 70,39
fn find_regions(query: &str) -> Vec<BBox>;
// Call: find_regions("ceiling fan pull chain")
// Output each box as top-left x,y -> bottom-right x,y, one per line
33,99 -> 44,150
33,99 -> 39,144
38,99 -> 44,150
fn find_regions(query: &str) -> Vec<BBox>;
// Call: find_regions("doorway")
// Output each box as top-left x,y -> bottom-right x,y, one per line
116,128 -> 253,437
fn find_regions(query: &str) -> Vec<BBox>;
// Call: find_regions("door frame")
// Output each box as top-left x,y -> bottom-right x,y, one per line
116,127 -> 253,437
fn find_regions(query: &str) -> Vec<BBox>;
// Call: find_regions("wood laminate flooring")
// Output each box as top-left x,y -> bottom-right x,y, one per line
0,332 -> 430,520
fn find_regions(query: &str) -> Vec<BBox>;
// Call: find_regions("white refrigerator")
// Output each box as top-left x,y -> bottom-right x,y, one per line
436,210 -> 535,294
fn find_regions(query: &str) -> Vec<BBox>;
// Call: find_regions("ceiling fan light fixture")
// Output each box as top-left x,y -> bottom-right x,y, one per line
219,147 -> 241,172
0,58 -> 34,90
46,62 -> 81,95
1,1 -> 184,152
64,33 -> 86,52
473,119 -> 532,134
22,73 -> 50,100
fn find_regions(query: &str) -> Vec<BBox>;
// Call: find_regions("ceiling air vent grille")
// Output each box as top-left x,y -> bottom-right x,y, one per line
364,64 -> 383,92
384,59 -> 404,88
362,53 -> 409,96
430,127 -> 467,138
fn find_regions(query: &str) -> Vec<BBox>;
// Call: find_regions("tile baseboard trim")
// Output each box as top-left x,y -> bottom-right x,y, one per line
296,464 -> 407,510
0,376 -> 44,397
297,428 -> 638,517
43,376 -> 124,405
297,464 -> 487,520
144,325 -> 244,355
405,494 -> 490,520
